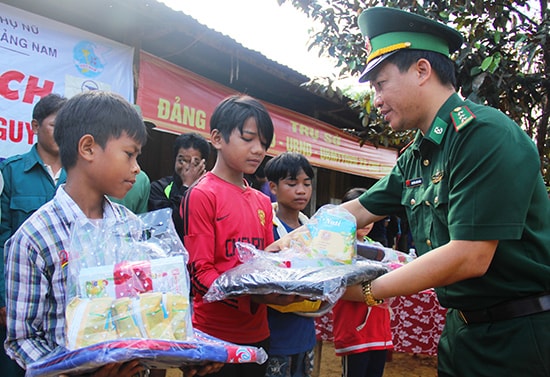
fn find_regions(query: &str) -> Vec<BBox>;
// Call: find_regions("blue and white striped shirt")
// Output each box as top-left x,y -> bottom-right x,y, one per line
4,186 -> 134,367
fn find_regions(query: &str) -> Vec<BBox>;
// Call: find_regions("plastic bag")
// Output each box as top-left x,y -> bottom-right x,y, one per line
203,242 -> 388,310
65,208 -> 194,349
26,329 -> 268,377
286,204 -> 358,264
356,240 -> 416,270
202,205 -> 400,316
25,208 -> 271,376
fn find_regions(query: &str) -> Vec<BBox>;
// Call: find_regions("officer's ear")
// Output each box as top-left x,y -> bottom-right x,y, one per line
415,58 -> 432,85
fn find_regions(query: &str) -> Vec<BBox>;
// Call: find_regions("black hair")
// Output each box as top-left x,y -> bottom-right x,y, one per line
384,50 -> 458,88
342,187 -> 367,203
210,95 -> 274,150
32,93 -> 67,125
173,132 -> 210,161
54,91 -> 148,169
264,152 -> 314,183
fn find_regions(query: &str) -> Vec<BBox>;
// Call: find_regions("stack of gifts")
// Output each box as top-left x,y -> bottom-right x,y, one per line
27,208 -> 267,377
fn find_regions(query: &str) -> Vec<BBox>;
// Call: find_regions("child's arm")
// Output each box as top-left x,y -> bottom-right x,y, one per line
4,233 -> 55,366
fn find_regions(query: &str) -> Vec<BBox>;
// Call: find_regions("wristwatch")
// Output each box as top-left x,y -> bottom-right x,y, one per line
361,280 -> 384,306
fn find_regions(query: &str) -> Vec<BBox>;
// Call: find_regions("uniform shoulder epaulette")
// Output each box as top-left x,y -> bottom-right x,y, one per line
450,106 -> 476,132
0,153 -> 24,168
399,139 -> 414,155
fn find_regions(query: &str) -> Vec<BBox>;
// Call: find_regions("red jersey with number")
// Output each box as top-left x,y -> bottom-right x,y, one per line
181,172 -> 274,344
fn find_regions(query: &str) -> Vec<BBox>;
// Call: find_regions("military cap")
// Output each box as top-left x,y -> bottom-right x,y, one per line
357,7 -> 463,82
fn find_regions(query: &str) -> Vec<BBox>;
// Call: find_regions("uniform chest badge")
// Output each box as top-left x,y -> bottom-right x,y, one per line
406,177 -> 423,188
432,170 -> 444,184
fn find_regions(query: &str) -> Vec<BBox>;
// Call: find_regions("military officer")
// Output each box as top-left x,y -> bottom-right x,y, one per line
272,7 -> 550,377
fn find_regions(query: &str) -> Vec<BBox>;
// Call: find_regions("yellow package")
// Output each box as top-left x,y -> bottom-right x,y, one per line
65,297 -> 117,349
135,292 -> 190,340
166,292 -> 191,340
111,297 -> 143,338
138,292 -> 174,340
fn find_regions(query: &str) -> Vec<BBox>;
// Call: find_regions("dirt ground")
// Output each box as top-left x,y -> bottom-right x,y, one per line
316,341 -> 437,377
165,341 -> 437,377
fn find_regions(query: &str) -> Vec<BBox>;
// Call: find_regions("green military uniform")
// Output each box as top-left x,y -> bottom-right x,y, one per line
357,7 -> 550,377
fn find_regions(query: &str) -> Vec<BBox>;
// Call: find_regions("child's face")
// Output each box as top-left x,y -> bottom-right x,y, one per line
271,169 -> 312,212
221,117 -> 267,175
174,147 -> 203,179
32,112 -> 59,156
93,132 -> 142,199
357,222 -> 374,240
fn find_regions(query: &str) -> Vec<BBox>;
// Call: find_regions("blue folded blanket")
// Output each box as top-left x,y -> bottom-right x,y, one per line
26,330 -> 267,377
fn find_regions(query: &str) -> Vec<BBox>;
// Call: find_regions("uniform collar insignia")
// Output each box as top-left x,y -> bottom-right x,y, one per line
426,117 -> 448,145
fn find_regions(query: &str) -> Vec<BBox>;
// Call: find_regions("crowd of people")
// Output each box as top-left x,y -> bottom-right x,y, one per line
1,6 -> 548,377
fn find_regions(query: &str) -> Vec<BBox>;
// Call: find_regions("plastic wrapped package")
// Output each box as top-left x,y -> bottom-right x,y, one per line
356,240 -> 416,269
26,208 -> 267,376
203,205 -> 395,316
287,204 -> 358,264
26,329 -> 268,377
204,242 -> 389,310
64,208 -> 194,348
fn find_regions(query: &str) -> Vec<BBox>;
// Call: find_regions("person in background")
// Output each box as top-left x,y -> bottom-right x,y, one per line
0,93 -> 67,377
264,152 -> 316,377
270,7 -> 549,376
181,95 -> 302,377
149,132 -> 209,237
254,161 -> 277,202
0,171 -> 3,215
368,217 -> 390,246
333,187 -> 393,377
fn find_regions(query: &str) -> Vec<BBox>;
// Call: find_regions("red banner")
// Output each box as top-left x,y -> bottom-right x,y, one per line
137,51 -> 396,179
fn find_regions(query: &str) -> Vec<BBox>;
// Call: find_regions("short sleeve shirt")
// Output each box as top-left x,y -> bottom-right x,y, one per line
360,94 -> 550,310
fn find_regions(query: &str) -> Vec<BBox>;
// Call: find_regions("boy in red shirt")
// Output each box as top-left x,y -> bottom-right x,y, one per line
181,95 -> 300,377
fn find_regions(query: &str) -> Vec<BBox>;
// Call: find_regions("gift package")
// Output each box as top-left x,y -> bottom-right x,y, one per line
26,208 -> 267,377
204,205 -> 390,315
64,208 -> 194,349
286,204 -> 357,264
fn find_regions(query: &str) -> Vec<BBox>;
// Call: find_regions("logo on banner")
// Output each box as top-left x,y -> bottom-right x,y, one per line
73,41 -> 105,78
